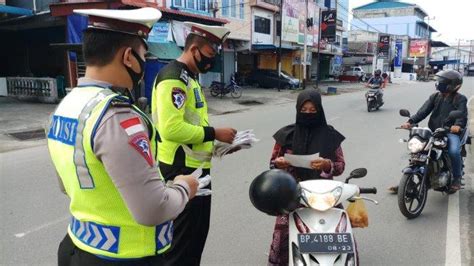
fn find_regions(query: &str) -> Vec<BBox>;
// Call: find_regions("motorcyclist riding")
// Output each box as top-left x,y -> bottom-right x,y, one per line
389,70 -> 468,193
366,69 -> 385,105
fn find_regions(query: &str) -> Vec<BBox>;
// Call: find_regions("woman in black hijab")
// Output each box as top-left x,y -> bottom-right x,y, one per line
268,90 -> 346,266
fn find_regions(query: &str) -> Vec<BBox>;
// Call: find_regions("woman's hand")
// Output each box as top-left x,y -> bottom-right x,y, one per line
274,157 -> 291,169
311,158 -> 332,172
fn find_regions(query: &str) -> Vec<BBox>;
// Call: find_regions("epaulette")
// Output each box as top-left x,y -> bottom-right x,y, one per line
110,101 -> 132,108
154,61 -> 192,87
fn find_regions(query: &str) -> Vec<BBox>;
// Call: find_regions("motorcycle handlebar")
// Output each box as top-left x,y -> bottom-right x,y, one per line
359,187 -> 377,194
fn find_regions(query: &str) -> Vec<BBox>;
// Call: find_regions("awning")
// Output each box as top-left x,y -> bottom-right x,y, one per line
147,42 -> 182,61
0,4 -> 33,16
252,43 -> 297,51
429,59 -> 460,65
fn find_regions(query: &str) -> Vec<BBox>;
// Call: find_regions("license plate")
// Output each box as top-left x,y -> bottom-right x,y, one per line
297,233 -> 354,253
367,98 -> 374,101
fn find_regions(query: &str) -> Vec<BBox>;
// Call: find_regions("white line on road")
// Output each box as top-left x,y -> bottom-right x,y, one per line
14,215 -> 69,238
445,192 -> 462,265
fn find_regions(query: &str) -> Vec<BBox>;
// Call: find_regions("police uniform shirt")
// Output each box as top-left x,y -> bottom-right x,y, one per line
69,78 -> 191,225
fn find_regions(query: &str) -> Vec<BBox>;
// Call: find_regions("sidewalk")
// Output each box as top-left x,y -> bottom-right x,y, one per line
0,81 -> 384,153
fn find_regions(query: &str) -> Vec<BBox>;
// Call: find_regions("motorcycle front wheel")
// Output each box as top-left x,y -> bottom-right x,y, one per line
210,85 -> 220,97
398,173 -> 428,219
231,86 -> 242,98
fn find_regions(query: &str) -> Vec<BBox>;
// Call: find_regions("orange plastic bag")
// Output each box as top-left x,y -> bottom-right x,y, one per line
346,199 -> 369,228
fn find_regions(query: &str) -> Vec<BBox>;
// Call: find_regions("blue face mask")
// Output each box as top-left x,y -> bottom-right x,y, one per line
435,82 -> 449,93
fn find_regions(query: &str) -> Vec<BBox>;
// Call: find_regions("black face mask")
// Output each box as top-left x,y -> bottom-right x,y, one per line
193,49 -> 215,74
124,49 -> 145,93
435,82 -> 450,93
296,112 -> 320,127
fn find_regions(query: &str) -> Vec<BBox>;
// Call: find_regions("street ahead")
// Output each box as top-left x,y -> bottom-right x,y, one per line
1,78 -> 473,265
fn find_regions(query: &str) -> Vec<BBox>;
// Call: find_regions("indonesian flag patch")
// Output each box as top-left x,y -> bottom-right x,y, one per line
120,117 -> 145,136
171,88 -> 186,109
129,134 -> 154,167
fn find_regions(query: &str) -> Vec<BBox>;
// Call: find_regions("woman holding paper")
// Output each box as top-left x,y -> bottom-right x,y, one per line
267,90 -> 346,266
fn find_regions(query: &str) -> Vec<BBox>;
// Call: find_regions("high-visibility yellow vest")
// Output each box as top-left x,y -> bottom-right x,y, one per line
152,71 -> 213,169
47,86 -> 172,259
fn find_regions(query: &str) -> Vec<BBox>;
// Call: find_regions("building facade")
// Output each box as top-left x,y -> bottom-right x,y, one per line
351,0 -> 435,39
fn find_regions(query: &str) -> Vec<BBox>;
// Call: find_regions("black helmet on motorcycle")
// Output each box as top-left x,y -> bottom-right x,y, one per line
249,169 -> 300,216
435,70 -> 463,93
374,69 -> 381,76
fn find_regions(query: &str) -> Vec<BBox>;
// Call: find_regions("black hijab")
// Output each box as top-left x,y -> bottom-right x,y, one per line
273,90 -> 345,180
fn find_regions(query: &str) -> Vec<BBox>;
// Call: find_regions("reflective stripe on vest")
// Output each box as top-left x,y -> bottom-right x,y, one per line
71,216 -> 120,253
74,89 -> 115,188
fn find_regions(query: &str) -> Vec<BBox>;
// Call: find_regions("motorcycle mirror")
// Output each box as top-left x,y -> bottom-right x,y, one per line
447,110 -> 463,121
345,168 -> 367,183
350,168 -> 367,178
399,109 -> 410,117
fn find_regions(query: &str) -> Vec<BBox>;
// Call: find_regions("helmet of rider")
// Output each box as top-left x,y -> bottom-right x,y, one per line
374,69 -> 382,76
435,70 -> 463,93
249,169 -> 300,216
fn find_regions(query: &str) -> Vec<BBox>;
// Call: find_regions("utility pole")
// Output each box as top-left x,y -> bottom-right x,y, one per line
212,2 -> 225,84
423,16 -> 434,72
277,0 -> 283,92
302,0 -> 308,90
315,7 -> 322,89
457,39 -> 461,71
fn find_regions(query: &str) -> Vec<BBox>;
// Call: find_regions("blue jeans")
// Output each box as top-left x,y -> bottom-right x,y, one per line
447,133 -> 462,180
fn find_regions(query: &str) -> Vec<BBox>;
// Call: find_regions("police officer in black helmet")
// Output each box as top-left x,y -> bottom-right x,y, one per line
388,70 -> 468,193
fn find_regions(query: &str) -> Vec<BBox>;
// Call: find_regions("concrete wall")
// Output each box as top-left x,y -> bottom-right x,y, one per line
354,7 -> 415,18
351,15 -> 425,39
217,0 -> 251,41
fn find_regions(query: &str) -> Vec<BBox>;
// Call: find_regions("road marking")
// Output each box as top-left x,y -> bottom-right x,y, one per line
14,215 -> 69,238
445,192 -> 461,266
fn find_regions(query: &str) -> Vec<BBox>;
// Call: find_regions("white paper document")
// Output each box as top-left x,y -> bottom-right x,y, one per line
213,129 -> 259,158
284,153 -> 320,169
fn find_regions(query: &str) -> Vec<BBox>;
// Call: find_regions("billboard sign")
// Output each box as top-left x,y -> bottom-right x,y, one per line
321,10 -> 337,43
377,34 -> 390,59
394,39 -> 403,67
409,39 -> 429,57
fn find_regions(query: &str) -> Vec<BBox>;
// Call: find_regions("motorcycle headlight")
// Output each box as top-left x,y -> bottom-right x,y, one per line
303,187 -> 342,211
408,138 -> 426,153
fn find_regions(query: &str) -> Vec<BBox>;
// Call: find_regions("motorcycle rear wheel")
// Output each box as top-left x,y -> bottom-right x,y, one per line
398,173 -> 428,219
210,85 -> 220,97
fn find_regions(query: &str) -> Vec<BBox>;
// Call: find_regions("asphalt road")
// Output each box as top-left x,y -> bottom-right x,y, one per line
1,78 -> 473,265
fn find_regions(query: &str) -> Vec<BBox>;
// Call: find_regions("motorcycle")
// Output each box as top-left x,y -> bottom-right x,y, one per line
396,109 -> 470,219
365,84 -> 383,112
210,74 -> 242,98
288,169 -> 377,266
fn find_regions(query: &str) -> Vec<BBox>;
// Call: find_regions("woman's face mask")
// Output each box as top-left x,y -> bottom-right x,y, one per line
297,101 -> 320,126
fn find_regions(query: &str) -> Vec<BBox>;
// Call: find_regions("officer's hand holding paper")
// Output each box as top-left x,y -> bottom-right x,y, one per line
284,152 -> 320,169
213,129 -> 259,158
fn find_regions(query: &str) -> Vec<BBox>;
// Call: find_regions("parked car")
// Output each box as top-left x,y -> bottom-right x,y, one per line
344,66 -> 365,79
247,69 -> 300,89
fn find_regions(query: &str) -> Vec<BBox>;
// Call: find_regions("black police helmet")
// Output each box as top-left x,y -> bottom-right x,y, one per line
374,69 -> 381,76
435,70 -> 463,93
249,169 -> 301,216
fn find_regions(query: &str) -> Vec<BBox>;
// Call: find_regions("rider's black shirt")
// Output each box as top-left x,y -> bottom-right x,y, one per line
409,92 -> 468,131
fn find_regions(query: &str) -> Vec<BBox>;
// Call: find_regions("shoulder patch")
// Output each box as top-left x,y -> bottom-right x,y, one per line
129,134 -> 154,167
120,117 -> 146,136
172,88 -> 187,109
